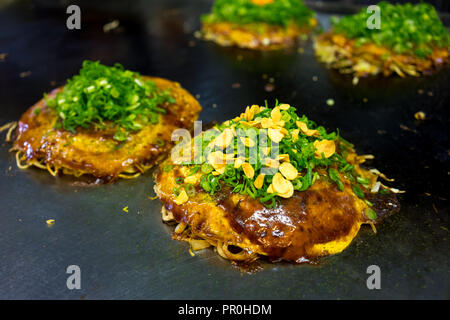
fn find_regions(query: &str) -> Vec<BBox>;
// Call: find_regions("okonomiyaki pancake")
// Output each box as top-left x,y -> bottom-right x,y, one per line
8,61 -> 202,182
201,0 -> 317,50
314,2 -> 449,83
154,103 -> 401,264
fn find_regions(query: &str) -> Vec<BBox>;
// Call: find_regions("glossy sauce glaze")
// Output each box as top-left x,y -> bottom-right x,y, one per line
219,183 -> 400,263
155,164 -> 400,264
218,182 -> 361,263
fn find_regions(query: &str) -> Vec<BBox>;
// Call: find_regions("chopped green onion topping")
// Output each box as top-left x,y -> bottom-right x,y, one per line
352,185 -> 365,199
331,1 -> 450,58
163,165 -> 174,173
45,60 -> 175,141
365,208 -> 377,220
202,0 -> 314,28
329,168 -> 344,191
179,101 -> 373,207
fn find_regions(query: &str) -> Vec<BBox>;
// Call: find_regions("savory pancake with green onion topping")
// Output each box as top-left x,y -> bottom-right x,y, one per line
7,61 -> 201,182
201,0 -> 317,50
314,2 -> 449,83
154,103 -> 401,265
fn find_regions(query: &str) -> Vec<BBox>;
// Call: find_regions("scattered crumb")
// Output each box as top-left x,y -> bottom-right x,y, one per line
268,77 -> 275,83
193,31 -> 202,39
414,111 -> 426,120
50,80 -> 57,86
427,91 -> 433,97
19,71 -> 31,78
264,83 -> 275,92
46,219 -> 55,227
400,124 -> 417,133
231,82 -> 241,89
195,94 -> 201,99
0,53 -> 7,61
297,48 -> 304,54
212,103 -> 217,109
424,192 -> 431,196
352,77 -> 359,85
432,203 -> 438,214
417,89 -> 424,95
262,74 -> 268,80
188,40 -> 195,47
326,98 -> 335,106
312,76 -> 318,82
103,19 -> 120,33
363,98 -> 368,103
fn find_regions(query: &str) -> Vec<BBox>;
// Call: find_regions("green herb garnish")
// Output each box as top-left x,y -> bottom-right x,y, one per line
202,0 -> 314,28
179,101 -> 372,207
201,163 -> 214,174
329,168 -> 344,191
331,1 -> 450,58
352,185 -> 365,199
162,164 -> 174,173
365,208 -> 377,220
45,60 -> 175,141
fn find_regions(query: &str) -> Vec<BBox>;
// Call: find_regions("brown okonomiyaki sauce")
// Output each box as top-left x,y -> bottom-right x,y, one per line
159,165 -> 400,270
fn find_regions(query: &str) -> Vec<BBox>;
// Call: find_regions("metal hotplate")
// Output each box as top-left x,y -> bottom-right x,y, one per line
0,0 -> 449,299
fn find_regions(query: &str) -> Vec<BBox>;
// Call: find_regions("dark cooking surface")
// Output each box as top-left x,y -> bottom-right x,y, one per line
0,0 -> 449,299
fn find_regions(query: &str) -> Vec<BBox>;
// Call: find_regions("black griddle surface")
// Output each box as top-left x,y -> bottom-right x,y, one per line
0,0 -> 449,299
